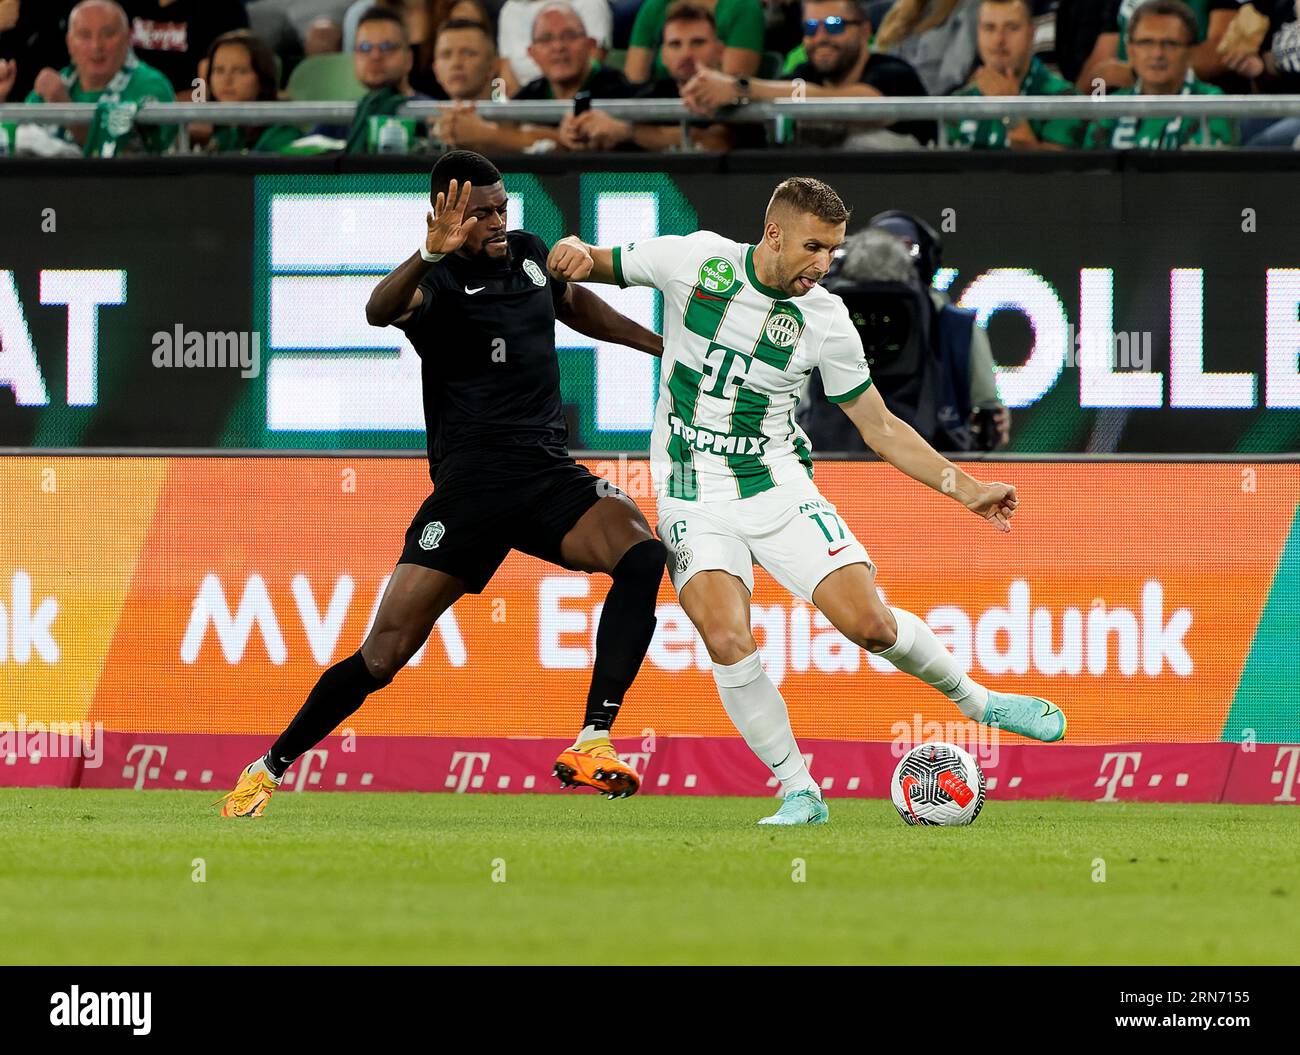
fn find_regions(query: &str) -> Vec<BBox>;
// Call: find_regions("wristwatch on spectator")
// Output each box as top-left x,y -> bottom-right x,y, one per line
735,77 -> 751,106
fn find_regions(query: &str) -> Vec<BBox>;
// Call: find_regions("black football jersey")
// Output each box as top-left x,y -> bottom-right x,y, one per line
396,230 -> 570,476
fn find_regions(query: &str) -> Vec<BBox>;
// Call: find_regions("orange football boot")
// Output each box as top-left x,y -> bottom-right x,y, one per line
213,762 -> 279,817
553,736 -> 641,799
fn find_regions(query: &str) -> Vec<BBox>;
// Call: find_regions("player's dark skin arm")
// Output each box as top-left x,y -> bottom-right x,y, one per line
556,284 -> 663,357
365,252 -> 433,327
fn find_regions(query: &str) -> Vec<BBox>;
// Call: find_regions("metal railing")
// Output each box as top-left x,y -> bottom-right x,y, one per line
2,95 -> 1299,149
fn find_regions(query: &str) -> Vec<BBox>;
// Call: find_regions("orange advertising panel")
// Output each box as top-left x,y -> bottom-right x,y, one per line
2,457 -> 1297,744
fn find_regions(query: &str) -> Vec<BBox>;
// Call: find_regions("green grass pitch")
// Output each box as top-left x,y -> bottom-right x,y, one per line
1,789 -> 1297,965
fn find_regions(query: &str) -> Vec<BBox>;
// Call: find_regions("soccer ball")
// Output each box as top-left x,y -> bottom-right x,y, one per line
890,742 -> 986,826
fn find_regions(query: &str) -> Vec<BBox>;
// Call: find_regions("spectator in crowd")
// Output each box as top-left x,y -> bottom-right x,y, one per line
418,0 -> 495,92
354,5 -> 420,90
1084,0 -> 1236,147
344,0 -> 479,51
1,0 -> 176,156
1224,0 -> 1300,145
872,0 -> 983,96
624,0 -> 764,82
797,215 -> 1008,454
121,0 -> 249,95
421,0 -> 496,90
1079,0 -> 1236,90
559,2 -> 761,149
431,15 -> 499,99
343,0 -> 493,91
510,0 -> 629,97
772,0 -> 893,75
0,1 -> 74,102
198,29 -> 305,152
949,0 -> 1085,149
681,0 -> 934,148
498,0 -> 611,88
327,5 -> 431,151
437,2 -> 630,151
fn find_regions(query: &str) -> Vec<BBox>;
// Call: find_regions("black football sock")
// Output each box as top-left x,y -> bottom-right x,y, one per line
583,538 -> 666,734
266,651 -> 386,777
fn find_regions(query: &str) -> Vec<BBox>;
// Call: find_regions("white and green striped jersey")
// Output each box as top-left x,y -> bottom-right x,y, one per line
613,230 -> 873,502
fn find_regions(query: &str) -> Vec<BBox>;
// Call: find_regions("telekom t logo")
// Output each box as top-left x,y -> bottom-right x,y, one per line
446,752 -> 490,793
1271,746 -> 1300,803
701,343 -> 752,398
1096,752 -> 1142,801
123,744 -> 168,790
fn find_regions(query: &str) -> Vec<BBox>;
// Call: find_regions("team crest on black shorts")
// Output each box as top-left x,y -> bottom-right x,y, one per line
419,521 -> 445,550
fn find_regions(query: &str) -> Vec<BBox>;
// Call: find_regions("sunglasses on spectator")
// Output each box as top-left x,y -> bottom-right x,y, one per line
803,16 -> 862,36
534,29 -> 585,45
1129,37 -> 1190,52
356,40 -> 405,53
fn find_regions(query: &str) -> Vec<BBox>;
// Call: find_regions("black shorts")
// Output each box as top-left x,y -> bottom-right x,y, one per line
399,449 -> 611,592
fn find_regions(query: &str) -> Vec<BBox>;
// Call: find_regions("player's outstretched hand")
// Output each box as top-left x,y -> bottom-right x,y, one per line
547,236 -> 593,281
425,179 -> 478,257
967,481 -> 1018,533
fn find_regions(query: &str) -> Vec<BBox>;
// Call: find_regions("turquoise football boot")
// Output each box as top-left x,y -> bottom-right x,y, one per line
757,788 -> 829,826
984,692 -> 1067,742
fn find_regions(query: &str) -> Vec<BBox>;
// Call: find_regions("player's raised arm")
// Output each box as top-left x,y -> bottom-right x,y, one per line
366,179 -> 479,327
837,383 -> 1019,533
546,236 -> 619,285
550,233 -> 699,291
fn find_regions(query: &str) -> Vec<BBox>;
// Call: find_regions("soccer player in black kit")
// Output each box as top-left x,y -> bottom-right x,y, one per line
217,151 -> 667,817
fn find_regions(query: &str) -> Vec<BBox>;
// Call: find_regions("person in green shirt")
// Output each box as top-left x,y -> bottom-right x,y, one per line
200,30 -> 304,154
18,0 -> 176,157
624,0 -> 764,83
1079,0 -> 1237,90
1085,1 -> 1236,148
341,6 -> 430,154
950,0 -> 1085,149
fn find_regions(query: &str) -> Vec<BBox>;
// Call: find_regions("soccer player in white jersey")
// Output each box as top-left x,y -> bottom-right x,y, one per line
547,177 -> 1066,826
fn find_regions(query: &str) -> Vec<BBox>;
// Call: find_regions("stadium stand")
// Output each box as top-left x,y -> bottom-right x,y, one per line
2,0 -> 1299,155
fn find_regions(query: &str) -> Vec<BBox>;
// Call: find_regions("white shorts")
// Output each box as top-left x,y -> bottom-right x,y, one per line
656,482 -> 874,602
